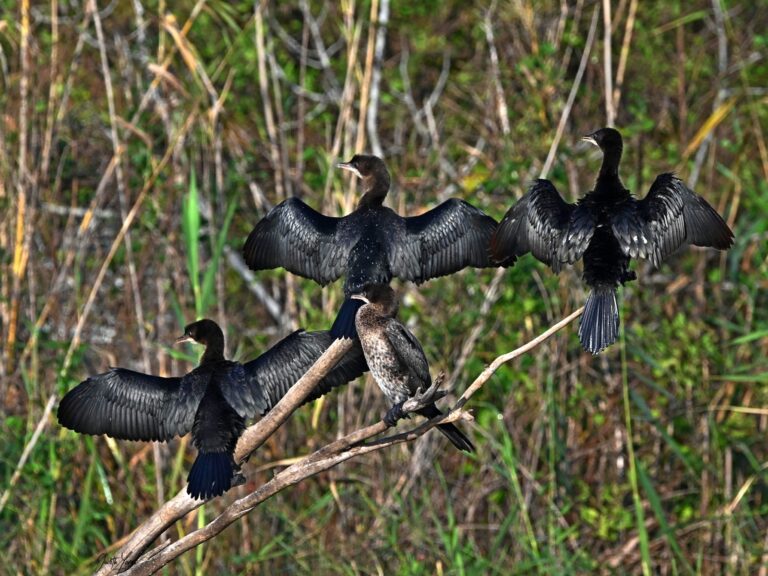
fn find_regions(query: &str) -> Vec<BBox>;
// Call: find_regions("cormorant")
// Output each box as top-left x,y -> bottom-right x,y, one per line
58,319 -> 368,500
492,127 -> 734,354
243,154 -> 498,338
352,284 -> 474,452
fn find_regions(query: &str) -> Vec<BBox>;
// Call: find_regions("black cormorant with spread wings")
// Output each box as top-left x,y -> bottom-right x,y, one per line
352,284 -> 474,452
57,319 -> 368,500
492,127 -> 733,354
243,155 -> 498,338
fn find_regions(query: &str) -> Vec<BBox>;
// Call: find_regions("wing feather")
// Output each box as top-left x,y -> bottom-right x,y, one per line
612,173 -> 734,267
57,369 -> 205,442
384,320 -> 431,394
390,199 -> 497,284
492,180 -> 591,272
242,330 -> 368,415
243,198 -> 350,285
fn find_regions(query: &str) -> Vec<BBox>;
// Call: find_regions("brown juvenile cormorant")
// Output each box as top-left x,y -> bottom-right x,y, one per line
58,319 -> 368,500
492,127 -> 734,354
352,284 -> 474,452
243,154 -> 498,338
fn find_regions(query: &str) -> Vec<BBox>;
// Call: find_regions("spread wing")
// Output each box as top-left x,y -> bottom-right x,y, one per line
491,179 -> 593,272
57,368 -> 208,442
213,362 -> 264,421
242,330 -> 368,415
612,173 -> 734,267
243,197 -> 351,286
390,199 -> 498,284
384,319 -> 431,394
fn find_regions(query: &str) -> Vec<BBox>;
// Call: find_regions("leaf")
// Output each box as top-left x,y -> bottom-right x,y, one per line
683,98 -> 737,160
182,170 -> 202,317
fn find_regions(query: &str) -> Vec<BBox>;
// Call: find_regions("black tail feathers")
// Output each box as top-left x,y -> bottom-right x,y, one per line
579,287 -> 619,354
330,298 -> 364,339
436,423 -> 475,453
187,452 -> 235,500
417,404 -> 475,453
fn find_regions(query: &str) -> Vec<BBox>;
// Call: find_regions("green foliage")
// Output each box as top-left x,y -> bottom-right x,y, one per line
1,0 -> 767,573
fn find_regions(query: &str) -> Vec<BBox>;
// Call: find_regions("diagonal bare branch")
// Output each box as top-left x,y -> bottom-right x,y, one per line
97,338 -> 355,575
104,308 -> 583,574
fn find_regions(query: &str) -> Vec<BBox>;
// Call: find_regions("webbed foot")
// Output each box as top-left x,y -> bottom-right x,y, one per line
384,402 -> 406,427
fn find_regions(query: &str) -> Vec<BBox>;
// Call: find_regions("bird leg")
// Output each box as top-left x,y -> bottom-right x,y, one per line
231,464 -> 246,488
402,373 -> 448,412
384,402 -> 406,427
385,374 -> 451,426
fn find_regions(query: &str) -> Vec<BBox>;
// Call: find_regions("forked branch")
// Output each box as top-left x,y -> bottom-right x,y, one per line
99,308 -> 584,575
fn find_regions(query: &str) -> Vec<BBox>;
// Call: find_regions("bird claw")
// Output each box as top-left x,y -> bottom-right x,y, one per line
405,373 -> 448,409
384,402 -> 406,427
231,471 -> 246,488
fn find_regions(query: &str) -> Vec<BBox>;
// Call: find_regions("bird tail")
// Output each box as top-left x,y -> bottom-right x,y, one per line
417,404 -> 475,453
187,452 -> 234,500
579,286 -> 619,354
330,298 -> 364,339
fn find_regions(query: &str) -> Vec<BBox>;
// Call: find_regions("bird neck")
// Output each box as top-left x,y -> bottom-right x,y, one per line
200,338 -> 225,365
357,174 -> 391,208
358,301 -> 398,324
597,145 -> 623,182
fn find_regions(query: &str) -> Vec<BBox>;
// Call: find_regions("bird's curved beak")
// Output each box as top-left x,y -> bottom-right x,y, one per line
581,135 -> 598,148
350,294 -> 370,304
337,161 -> 362,179
175,334 -> 194,345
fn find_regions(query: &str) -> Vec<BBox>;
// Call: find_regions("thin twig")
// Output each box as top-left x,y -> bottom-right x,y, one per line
5,0 -> 32,376
255,2 -> 285,200
0,395 -> 56,514
355,0 -> 379,154
689,0 -> 728,189
366,0 -> 389,157
60,113 -> 198,378
484,1 -> 511,136
456,306 -> 584,407
91,0 -> 152,372
612,0 -> 638,113
541,7 -> 599,180
446,268 -> 505,387
601,0 -> 615,126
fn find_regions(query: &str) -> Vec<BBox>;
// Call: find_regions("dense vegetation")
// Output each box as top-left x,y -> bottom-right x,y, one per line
1,0 -> 766,573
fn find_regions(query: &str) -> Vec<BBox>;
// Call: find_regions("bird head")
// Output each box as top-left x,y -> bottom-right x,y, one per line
175,319 -> 223,347
337,155 -> 391,199
581,127 -> 623,152
351,283 -> 399,317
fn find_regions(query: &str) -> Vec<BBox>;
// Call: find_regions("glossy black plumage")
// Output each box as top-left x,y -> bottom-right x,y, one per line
58,320 -> 368,500
492,127 -> 734,354
352,284 -> 474,452
243,155 -> 498,338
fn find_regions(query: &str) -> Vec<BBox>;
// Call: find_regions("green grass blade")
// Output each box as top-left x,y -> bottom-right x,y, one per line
182,170 -> 202,318
637,461 -> 694,574
200,199 -> 237,315
72,439 -> 98,557
630,388 -> 702,476
621,319 -> 652,576
731,329 -> 768,345
496,420 -> 541,561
